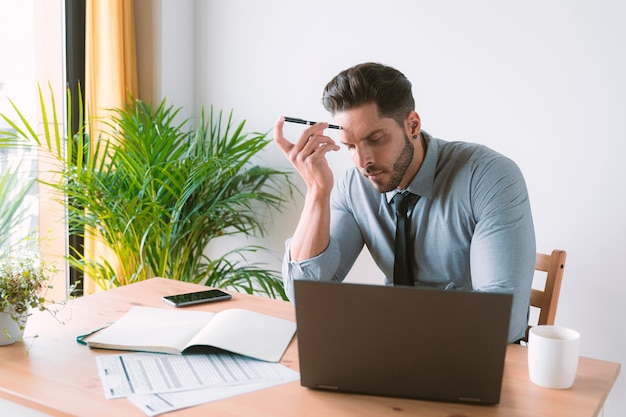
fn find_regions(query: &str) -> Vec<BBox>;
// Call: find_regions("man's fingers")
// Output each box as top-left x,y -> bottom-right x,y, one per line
274,115 -> 340,161
273,115 -> 293,154
299,134 -> 341,159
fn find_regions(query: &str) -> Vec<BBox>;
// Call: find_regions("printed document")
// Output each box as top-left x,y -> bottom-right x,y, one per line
96,351 -> 299,416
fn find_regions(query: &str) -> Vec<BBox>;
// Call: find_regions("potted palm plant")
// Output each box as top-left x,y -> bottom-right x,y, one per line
1,87 -> 294,299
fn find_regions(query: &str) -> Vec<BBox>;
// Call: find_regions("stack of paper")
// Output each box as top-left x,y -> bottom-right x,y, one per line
96,351 -> 299,416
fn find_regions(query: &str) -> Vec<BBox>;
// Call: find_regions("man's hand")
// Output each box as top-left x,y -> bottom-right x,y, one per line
274,115 -> 340,194
274,116 -> 340,261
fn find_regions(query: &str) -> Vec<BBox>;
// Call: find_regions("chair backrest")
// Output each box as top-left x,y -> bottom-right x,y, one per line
524,249 -> 567,342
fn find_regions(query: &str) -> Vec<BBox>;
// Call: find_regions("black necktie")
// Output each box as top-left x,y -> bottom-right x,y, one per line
392,192 -> 419,286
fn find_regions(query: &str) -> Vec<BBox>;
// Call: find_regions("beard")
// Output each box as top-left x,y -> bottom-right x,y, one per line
363,132 -> 414,193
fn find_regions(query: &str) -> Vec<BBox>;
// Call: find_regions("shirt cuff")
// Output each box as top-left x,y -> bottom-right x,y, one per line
282,238 -> 340,302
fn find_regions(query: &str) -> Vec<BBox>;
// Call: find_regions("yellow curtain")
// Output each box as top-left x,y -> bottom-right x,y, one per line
84,0 -> 138,294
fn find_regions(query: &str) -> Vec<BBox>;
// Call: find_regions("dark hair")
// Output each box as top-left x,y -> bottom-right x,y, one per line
321,62 -> 415,126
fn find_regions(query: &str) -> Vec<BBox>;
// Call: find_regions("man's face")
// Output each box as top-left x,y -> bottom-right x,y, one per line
334,102 -> 415,193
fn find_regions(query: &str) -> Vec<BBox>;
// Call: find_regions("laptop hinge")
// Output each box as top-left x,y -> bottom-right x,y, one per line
316,384 -> 339,391
459,397 -> 482,403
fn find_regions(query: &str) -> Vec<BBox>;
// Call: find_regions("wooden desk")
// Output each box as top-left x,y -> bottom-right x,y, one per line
0,278 -> 619,417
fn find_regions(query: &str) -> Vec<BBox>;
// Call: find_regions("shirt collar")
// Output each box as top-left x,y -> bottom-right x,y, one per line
385,131 -> 437,203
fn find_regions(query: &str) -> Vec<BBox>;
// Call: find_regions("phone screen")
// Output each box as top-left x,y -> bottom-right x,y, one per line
162,289 -> 232,307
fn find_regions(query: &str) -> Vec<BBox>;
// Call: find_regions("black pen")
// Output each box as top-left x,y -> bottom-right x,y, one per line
284,116 -> 342,130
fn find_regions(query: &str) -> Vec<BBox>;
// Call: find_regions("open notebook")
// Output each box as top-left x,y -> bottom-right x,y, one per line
84,306 -> 296,362
294,280 -> 512,405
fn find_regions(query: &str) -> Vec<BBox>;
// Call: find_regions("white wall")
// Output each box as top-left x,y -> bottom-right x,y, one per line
135,0 -> 196,118
149,0 -> 626,413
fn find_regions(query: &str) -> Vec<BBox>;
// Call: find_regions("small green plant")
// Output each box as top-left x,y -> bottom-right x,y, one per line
0,245 -> 55,341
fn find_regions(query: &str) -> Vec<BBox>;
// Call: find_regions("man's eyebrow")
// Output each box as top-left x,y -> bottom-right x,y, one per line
363,128 -> 385,140
341,128 -> 386,146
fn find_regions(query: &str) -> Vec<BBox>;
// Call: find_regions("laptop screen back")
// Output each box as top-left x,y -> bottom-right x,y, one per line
294,280 -> 512,405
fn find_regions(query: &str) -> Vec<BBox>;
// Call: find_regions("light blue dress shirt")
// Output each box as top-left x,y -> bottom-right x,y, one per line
283,131 -> 536,342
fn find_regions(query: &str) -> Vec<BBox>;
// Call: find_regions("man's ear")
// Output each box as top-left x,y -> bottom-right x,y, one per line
406,111 -> 421,139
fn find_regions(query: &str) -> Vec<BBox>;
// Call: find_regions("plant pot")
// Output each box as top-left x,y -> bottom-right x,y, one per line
0,306 -> 27,346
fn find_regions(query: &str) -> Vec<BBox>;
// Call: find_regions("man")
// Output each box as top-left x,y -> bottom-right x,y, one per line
274,62 -> 535,343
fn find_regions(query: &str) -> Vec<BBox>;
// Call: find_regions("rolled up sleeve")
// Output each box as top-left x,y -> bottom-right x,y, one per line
282,237 -> 341,303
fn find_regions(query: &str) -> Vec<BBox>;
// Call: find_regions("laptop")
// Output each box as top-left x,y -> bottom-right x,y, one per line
293,280 -> 512,405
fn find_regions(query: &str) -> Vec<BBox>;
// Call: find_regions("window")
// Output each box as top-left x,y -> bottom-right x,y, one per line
0,0 -> 40,245
0,0 -> 69,301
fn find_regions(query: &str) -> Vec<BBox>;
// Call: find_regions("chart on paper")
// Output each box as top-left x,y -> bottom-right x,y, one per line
97,351 -> 276,398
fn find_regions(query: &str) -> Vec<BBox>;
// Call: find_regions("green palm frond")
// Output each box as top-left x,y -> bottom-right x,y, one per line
0,166 -> 34,248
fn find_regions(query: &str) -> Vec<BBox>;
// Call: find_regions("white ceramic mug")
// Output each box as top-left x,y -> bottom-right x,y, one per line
528,325 -> 580,389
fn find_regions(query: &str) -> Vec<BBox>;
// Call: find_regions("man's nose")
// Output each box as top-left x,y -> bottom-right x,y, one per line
354,146 -> 373,169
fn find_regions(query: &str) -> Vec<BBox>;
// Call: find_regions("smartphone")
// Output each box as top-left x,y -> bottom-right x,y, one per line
162,289 -> 232,307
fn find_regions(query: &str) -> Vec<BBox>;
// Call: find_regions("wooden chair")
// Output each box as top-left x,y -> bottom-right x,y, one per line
524,249 -> 567,342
